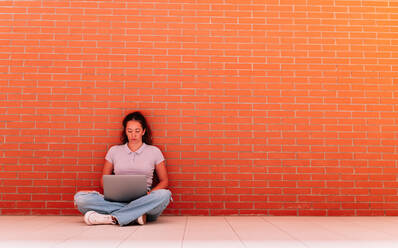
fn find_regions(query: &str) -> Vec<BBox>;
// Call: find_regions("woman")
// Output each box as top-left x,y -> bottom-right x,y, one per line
74,111 -> 172,226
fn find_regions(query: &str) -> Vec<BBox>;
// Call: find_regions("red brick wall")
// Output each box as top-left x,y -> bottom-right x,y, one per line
1,0 -> 398,216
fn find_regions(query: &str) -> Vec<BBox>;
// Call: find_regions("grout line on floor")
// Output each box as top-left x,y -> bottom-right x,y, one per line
262,216 -> 311,248
115,225 -> 140,247
53,226 -> 92,247
224,216 -> 247,248
37,217 -> 93,247
180,216 -> 188,248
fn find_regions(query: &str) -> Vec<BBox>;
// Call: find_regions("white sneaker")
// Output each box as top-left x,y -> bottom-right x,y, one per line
137,214 -> 147,225
84,211 -> 116,225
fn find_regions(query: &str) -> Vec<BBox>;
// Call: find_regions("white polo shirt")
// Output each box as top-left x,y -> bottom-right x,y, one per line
105,143 -> 165,188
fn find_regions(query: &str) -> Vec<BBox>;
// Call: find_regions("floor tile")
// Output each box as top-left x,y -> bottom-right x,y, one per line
183,216 -> 245,248
226,217 -> 307,248
55,224 -> 138,248
1,216 -> 398,247
118,216 -> 186,248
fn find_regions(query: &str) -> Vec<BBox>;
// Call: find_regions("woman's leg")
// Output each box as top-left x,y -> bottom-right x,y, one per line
112,189 -> 172,226
146,190 -> 173,222
74,191 -> 126,215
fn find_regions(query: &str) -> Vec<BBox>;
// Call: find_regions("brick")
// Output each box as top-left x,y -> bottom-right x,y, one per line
196,202 -> 224,209
3,194 -> 31,201
2,209 -> 31,215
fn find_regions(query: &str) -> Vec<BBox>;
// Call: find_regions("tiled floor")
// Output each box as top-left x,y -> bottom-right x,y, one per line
1,216 -> 398,247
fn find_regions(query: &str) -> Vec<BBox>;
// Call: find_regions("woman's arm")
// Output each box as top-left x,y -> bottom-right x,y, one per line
149,161 -> 168,193
100,160 -> 114,189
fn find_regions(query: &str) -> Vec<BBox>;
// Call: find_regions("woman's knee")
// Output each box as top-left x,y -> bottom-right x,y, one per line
145,189 -> 172,222
74,190 -> 100,208
151,189 -> 172,203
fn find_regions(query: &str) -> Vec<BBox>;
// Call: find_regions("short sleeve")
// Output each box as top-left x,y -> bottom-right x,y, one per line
153,146 -> 165,165
105,146 -> 115,164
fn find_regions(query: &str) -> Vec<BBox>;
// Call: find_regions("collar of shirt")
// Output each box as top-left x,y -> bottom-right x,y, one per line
123,143 -> 147,155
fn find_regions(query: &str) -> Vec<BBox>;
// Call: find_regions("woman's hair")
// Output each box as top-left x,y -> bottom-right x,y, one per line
121,111 -> 153,145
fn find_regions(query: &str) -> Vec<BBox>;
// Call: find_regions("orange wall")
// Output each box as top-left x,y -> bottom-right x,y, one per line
1,0 -> 398,215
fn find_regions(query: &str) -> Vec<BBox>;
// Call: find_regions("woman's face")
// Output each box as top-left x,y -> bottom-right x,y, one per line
126,120 -> 146,144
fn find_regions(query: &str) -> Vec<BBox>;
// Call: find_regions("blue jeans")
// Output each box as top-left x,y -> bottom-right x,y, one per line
74,189 -> 172,226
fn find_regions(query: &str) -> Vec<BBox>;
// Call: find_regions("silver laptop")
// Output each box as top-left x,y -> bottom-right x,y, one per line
103,175 -> 147,202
